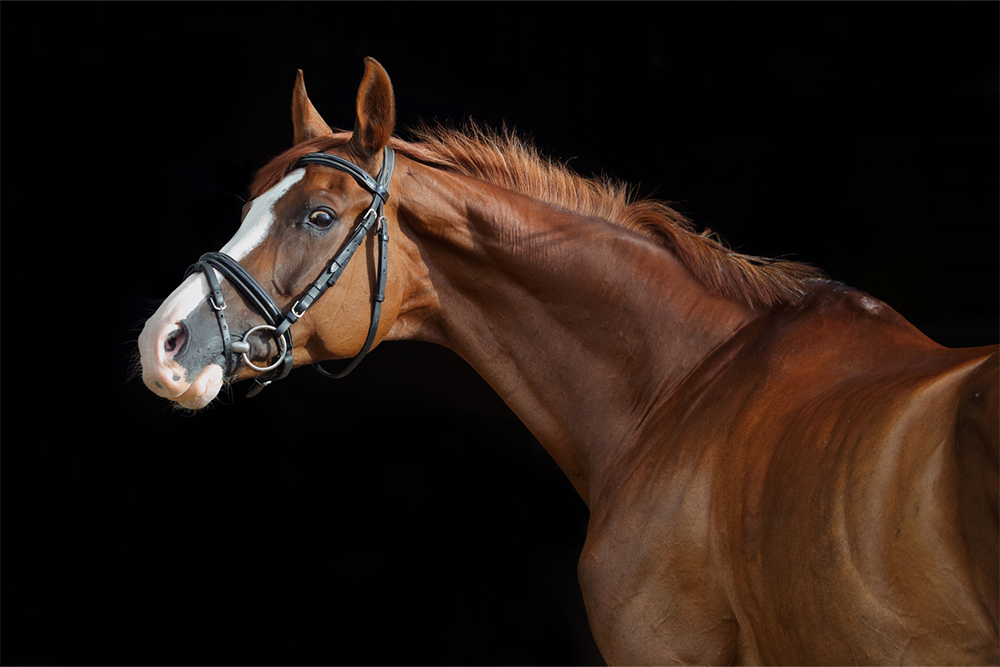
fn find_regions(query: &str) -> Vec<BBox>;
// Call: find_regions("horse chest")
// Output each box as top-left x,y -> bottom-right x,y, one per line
577,463 -> 742,664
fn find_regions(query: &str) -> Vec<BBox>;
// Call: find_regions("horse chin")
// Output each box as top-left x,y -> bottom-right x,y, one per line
171,365 -> 225,411
173,364 -> 224,410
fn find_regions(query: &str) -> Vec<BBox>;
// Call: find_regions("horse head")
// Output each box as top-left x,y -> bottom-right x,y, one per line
138,58 -> 402,409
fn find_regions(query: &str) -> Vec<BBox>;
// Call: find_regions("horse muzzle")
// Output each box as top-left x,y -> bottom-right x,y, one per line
138,273 -> 234,409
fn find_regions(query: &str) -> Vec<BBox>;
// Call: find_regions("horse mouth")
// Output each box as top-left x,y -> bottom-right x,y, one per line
173,364 -> 225,410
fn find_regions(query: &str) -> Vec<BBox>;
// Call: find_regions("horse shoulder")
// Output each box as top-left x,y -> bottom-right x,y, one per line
576,305 -> 779,664
725,287 -> 998,663
748,347 -> 997,662
579,285 -> 999,664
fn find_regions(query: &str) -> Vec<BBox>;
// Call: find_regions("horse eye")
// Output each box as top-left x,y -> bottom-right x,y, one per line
308,209 -> 335,228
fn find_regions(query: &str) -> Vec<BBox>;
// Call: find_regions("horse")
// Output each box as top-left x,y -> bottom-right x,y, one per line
138,58 -> 999,665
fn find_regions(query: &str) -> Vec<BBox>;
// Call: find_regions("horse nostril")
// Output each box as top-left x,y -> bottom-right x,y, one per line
164,327 -> 184,354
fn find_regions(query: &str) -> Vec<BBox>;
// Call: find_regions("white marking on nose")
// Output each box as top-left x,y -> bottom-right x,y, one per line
221,170 -> 305,260
139,272 -> 211,362
139,168 -> 308,400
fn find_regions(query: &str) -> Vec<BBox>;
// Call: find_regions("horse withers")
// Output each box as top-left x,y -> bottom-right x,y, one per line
139,59 -> 998,664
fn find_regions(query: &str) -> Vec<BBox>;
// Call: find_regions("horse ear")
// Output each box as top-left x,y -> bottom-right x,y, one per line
292,70 -> 333,145
348,57 -> 395,160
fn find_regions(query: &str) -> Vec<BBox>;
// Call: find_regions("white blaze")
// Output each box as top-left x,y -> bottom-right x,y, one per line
147,169 -> 307,339
222,169 -> 305,260
138,168 -> 307,404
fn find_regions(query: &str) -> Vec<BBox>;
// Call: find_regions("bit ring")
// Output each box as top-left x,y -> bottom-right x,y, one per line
239,325 -> 288,372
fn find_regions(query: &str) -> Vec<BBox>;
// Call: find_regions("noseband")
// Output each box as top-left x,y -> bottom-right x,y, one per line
186,147 -> 395,397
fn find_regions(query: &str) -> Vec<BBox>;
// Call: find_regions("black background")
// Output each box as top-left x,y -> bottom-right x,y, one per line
3,3 -> 997,665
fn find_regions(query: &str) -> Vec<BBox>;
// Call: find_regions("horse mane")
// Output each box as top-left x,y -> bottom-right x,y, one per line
251,122 -> 825,309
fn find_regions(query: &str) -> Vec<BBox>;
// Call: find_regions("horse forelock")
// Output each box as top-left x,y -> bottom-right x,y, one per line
251,122 -> 826,309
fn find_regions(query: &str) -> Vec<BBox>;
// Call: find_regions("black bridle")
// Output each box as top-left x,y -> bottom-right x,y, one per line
186,147 -> 396,397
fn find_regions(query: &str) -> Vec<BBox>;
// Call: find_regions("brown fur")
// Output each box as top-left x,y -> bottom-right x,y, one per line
251,122 -> 825,310
146,63 -> 999,664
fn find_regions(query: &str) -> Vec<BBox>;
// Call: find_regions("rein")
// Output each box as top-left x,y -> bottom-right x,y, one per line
186,147 -> 396,397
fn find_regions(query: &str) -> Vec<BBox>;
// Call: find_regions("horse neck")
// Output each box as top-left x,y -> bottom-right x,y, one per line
389,160 -> 754,504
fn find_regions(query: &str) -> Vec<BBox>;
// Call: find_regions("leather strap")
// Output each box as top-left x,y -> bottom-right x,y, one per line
184,147 -> 395,396
200,258 -> 233,377
313,213 -> 389,379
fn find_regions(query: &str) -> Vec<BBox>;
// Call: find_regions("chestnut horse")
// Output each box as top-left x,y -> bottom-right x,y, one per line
139,59 -> 998,664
